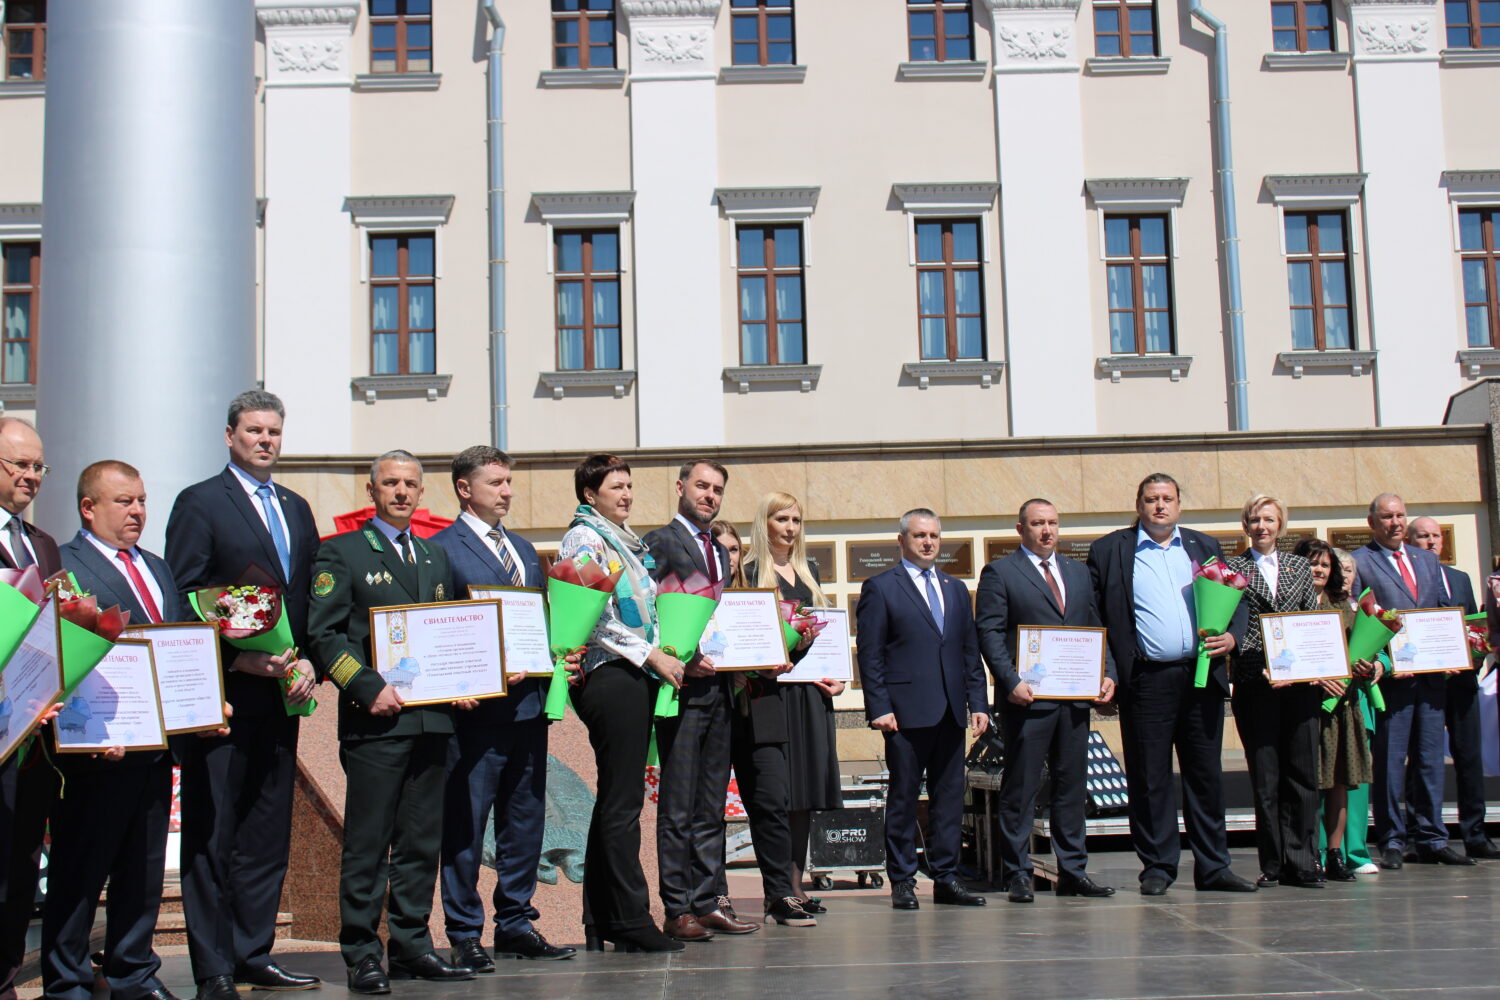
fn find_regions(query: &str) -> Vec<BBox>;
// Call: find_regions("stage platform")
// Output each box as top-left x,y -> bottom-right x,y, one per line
117,849 -> 1500,1000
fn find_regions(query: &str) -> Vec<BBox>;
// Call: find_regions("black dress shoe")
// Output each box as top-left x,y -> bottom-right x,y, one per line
891,877 -> 919,910
195,976 -> 239,1000
764,898 -> 817,926
1466,840 -> 1500,860
345,958 -> 389,996
144,987 -> 181,1000
1323,851 -> 1357,882
1417,846 -> 1478,866
1056,875 -> 1115,898
1005,874 -> 1034,903
1255,871 -> 1280,888
388,951 -> 475,981
235,964 -> 321,991
1280,869 -> 1327,888
493,929 -> 577,960
1380,847 -> 1404,870
934,879 -> 987,906
450,938 -> 495,973
1139,875 -> 1171,896
1198,871 -> 1258,893
588,925 -> 685,952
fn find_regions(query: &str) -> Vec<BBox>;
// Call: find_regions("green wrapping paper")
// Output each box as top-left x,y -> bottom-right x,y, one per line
58,618 -> 113,697
543,576 -> 614,721
1192,576 -> 1245,688
782,620 -> 801,651
652,592 -> 718,719
188,591 -> 313,717
0,582 -> 41,669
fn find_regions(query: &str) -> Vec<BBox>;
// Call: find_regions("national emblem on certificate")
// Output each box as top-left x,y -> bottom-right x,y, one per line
1260,610 -> 1352,683
368,599 -> 507,704
1016,626 -> 1107,700
468,586 -> 554,677
1389,607 -> 1472,674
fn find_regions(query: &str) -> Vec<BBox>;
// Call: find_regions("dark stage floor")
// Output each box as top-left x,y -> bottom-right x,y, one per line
146,850 -> 1500,1000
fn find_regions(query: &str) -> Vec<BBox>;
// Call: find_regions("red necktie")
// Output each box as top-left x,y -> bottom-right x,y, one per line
117,549 -> 162,623
698,531 -> 719,584
1395,549 -> 1418,600
1040,559 -> 1065,614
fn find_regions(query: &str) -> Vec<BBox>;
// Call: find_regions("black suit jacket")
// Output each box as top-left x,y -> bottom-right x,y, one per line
428,516 -> 546,725
165,466 -> 321,717
1441,564 -> 1478,617
1086,525 -> 1249,695
642,518 -> 732,709
975,549 -> 1115,711
0,514 -> 61,576
1225,551 -> 1320,655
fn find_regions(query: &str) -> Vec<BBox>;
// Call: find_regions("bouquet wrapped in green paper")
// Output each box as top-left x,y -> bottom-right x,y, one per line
1322,590 -> 1399,713
652,572 -> 723,719
1192,559 -> 1248,688
778,599 -> 827,651
188,565 -> 314,717
48,570 -> 128,695
543,552 -> 623,721
0,566 -> 45,669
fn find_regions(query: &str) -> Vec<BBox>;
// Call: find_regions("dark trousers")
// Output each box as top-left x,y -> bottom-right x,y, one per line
727,715 -> 794,904
440,718 -> 548,942
572,661 -> 655,934
1230,671 -> 1322,877
41,757 -> 171,1000
338,732 -> 448,967
1119,659 -> 1232,886
883,719 -> 965,884
1445,672 -> 1488,847
178,715 -> 297,982
1373,675 -> 1448,852
655,683 -> 732,918
997,703 -> 1090,880
0,750 -> 59,1000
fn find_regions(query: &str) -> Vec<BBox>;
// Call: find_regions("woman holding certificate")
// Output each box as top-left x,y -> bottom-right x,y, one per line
744,492 -> 842,913
1227,495 -> 1325,889
561,455 -> 688,954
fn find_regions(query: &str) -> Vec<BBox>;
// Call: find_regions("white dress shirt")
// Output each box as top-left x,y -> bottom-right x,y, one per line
902,558 -> 945,616
82,528 -> 165,619
1020,545 -> 1067,609
1252,547 -> 1279,597
227,462 -> 290,543
459,510 -> 525,575
0,508 -> 37,567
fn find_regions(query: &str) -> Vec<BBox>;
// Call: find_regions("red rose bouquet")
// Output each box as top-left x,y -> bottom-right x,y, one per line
45,570 -> 128,695
777,599 -> 827,651
543,551 -> 623,721
188,565 -> 313,717
1191,559 -> 1248,688
652,571 -> 724,719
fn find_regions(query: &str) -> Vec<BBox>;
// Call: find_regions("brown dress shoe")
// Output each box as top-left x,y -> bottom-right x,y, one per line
663,914 -> 714,942
696,909 -> 760,935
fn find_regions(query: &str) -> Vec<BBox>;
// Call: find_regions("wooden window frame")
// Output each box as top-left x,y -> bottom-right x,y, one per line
906,0 -> 973,63
1271,1 -> 1335,53
730,0 -> 795,67
369,0 -> 432,75
554,228 -> 621,372
915,219 -> 986,362
1104,213 -> 1175,356
369,232 -> 436,376
4,1 -> 45,82
1461,208 -> 1500,348
1285,211 -> 1354,351
1092,0 -> 1158,58
1446,0 -> 1500,49
552,1 -> 616,71
1,242 -> 40,385
736,223 -> 806,366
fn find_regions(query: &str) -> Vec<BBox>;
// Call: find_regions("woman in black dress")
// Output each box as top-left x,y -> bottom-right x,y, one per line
744,491 -> 843,909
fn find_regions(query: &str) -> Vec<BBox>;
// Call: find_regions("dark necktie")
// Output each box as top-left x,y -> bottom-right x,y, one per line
116,549 -> 162,623
698,531 -> 719,584
487,528 -> 525,587
1040,559 -> 1065,614
4,516 -> 33,569
395,531 -> 415,565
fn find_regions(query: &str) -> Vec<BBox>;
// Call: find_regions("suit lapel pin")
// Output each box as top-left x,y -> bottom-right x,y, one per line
383,570 -> 393,585
365,572 -> 377,585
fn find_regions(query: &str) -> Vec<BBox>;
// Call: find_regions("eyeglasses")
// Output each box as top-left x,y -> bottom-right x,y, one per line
0,456 -> 50,478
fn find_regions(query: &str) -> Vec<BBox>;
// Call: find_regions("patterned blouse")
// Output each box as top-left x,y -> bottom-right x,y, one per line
559,522 -> 659,677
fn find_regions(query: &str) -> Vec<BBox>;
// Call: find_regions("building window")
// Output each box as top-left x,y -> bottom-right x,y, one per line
4,0 -> 45,81
552,0 -> 615,70
1272,1 -> 1334,52
730,0 -> 794,65
1104,215 -> 1173,354
915,219 -> 984,361
555,229 -> 621,371
2,242 -> 39,385
1093,0 -> 1157,57
1461,208 -> 1500,348
370,233 -> 436,375
369,0 -> 431,73
1285,212 -> 1352,351
737,225 -> 805,365
907,1 -> 972,62
1446,1 -> 1500,48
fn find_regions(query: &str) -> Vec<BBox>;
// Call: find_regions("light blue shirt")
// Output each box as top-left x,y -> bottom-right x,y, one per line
226,462 -> 290,543
369,516 -> 410,553
1132,526 -> 1197,661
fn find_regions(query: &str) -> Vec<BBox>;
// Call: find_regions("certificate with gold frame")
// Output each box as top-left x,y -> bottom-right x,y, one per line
121,621 -> 229,734
54,639 -> 169,753
1259,610 -> 1352,683
467,586 -> 554,677
1016,626 -> 1107,700
1389,607 -> 1471,674
701,589 -> 789,672
0,596 -> 65,766
368,600 -> 507,705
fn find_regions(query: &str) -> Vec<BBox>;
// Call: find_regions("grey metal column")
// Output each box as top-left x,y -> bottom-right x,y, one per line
36,0 -> 256,550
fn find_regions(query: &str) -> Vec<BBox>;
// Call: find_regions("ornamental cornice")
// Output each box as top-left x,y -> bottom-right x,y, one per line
1085,177 -> 1190,207
1342,0 -> 1436,6
620,0 -> 722,18
982,0 -> 1081,11
255,4 -> 359,28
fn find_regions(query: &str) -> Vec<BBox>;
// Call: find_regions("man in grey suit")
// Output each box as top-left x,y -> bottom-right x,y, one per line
1353,494 -> 1471,868
977,499 -> 1117,903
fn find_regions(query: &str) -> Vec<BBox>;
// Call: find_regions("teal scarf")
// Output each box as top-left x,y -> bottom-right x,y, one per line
569,504 -> 657,643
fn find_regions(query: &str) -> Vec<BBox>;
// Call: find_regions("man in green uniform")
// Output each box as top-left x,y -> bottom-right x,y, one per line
306,450 -> 474,995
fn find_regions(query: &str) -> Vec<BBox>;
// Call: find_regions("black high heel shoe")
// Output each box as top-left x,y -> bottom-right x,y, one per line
583,925 -> 685,953
583,926 -> 606,953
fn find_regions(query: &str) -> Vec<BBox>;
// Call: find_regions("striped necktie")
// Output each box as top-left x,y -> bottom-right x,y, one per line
487,528 -> 525,587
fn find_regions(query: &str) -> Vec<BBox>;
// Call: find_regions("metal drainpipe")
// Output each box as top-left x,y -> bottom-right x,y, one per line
1189,0 -> 1250,431
481,0 -> 508,449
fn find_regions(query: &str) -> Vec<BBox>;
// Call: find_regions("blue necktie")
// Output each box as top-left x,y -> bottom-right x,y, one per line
255,483 -> 292,581
923,568 -> 945,632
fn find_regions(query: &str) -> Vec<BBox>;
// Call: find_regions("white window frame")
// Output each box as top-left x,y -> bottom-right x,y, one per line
1263,173 -> 1365,255
530,191 -> 635,275
890,183 -> 998,265
344,195 -> 454,282
715,187 -> 819,268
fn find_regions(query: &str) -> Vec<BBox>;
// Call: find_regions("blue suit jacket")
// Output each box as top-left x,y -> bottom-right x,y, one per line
429,516 -> 546,725
856,564 -> 987,730
1352,541 -> 1445,612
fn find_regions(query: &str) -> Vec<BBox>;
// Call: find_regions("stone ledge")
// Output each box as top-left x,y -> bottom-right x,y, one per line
1263,51 -> 1350,71
722,364 -> 821,393
353,72 -> 442,92
350,373 -> 451,403
0,79 -> 44,97
902,361 -> 1005,389
538,68 -> 627,88
897,60 -> 987,81
1458,349 -> 1500,379
539,369 -> 637,399
1277,350 -> 1376,378
1085,56 -> 1171,75
1097,354 -> 1192,382
718,64 -> 807,84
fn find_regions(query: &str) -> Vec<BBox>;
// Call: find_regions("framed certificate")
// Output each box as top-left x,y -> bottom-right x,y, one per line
121,622 -> 228,734
701,589 -> 788,672
780,606 -> 854,683
468,586 -> 554,677
1016,626 -> 1107,700
368,600 -> 507,705
1389,607 -> 1472,674
0,597 -> 64,766
1260,610 -> 1352,683
54,639 -> 168,753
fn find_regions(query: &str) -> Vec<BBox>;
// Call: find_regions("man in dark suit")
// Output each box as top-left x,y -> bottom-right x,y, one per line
429,446 -> 575,968
977,499 -> 1117,903
857,508 -> 989,910
1087,473 -> 1253,895
164,391 -> 322,1000
45,460 -> 184,1000
0,416 -> 63,1000
642,459 -> 758,941
307,450 -> 473,995
1356,499 -> 1472,868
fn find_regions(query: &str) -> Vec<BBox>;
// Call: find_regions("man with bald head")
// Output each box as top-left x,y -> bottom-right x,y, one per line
1407,517 -> 1499,860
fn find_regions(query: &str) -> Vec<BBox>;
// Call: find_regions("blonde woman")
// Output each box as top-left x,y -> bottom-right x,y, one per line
744,492 -> 844,909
